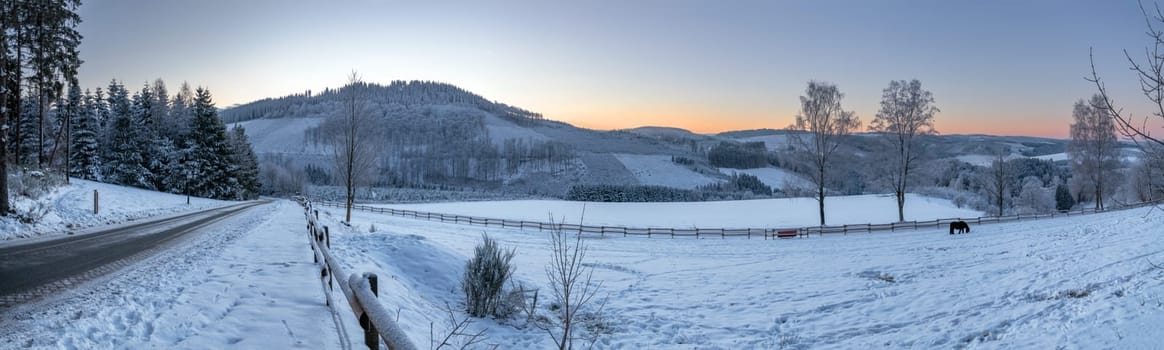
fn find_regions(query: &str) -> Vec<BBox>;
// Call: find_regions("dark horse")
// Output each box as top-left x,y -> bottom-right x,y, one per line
949,221 -> 970,235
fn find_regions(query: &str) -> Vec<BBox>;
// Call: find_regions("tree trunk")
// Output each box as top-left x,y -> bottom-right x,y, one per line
896,190 -> 905,222
818,187 -> 826,226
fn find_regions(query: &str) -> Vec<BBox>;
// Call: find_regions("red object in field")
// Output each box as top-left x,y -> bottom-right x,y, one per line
776,229 -> 797,238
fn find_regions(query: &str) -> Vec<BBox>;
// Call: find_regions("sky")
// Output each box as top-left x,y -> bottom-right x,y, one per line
75,0 -> 1162,138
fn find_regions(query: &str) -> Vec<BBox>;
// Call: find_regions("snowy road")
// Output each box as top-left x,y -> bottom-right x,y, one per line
0,200 -> 339,349
0,201 -> 266,308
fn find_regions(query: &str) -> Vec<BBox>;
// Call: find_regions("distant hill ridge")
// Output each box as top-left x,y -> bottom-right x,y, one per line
221,80 -> 543,123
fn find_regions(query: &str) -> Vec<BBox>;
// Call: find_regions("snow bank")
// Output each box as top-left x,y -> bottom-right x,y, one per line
368,194 -> 981,229
0,179 -> 231,241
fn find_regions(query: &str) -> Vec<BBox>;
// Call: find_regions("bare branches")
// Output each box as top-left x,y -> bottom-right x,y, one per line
430,303 -> 489,350
788,81 -> 861,225
1087,7 -> 1164,149
535,214 -> 604,350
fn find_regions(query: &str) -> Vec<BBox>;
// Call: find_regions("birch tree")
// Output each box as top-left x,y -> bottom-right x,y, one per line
870,79 -> 938,222
1068,95 -> 1120,210
789,81 -> 861,225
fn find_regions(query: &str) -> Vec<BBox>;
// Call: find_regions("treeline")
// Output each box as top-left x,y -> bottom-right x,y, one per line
707,141 -> 770,169
565,174 -> 777,203
44,79 -> 259,200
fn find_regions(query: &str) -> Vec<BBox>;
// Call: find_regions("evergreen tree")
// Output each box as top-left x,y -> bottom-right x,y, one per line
186,87 -> 237,199
1055,184 -> 1075,212
105,101 -> 148,187
70,88 -> 101,180
103,80 -> 130,166
229,125 -> 261,199
17,97 -> 39,165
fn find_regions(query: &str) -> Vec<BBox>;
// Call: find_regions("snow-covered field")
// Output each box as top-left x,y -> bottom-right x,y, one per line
613,153 -> 722,189
718,167 -> 813,190
0,179 -> 231,241
319,202 -> 1164,349
0,201 -> 339,349
365,194 -> 982,228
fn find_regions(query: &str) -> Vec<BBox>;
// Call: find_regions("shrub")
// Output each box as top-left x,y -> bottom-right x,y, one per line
462,234 -> 516,318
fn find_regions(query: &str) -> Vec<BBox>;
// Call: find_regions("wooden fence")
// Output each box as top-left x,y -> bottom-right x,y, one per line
303,200 -> 418,350
315,199 -> 1162,239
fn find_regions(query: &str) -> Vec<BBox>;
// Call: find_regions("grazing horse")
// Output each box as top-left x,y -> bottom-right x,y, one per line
949,221 -> 970,235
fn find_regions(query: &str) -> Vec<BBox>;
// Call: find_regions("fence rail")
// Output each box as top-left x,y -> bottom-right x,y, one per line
303,200 -> 418,350
314,198 -> 1163,240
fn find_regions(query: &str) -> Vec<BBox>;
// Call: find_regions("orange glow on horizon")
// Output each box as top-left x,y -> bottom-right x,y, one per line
553,111 -> 1074,139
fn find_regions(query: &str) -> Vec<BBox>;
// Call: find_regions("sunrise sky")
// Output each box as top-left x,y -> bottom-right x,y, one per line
75,1 -> 1160,139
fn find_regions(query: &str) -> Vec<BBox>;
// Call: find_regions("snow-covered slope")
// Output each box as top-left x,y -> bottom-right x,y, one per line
613,153 -> 722,189
0,179 -> 232,241
321,202 -> 1164,349
367,193 -> 981,228
230,117 -> 327,155
719,167 -> 812,190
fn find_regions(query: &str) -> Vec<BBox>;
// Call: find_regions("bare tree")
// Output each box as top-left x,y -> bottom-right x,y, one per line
1087,1 -> 1164,173
1069,95 -> 1120,210
870,79 -> 938,222
333,71 -> 375,223
536,216 -> 602,350
788,81 -> 861,225
986,149 -> 1009,217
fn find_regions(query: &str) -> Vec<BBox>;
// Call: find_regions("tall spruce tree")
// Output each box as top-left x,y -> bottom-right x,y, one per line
70,88 -> 100,180
229,125 -> 261,199
186,87 -> 237,199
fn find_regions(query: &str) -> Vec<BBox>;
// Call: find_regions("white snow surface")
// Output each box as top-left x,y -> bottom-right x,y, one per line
613,153 -> 723,189
718,167 -> 813,190
368,194 -> 981,229
316,203 -> 1164,349
0,200 -> 340,349
483,114 -> 549,147
0,179 -> 231,241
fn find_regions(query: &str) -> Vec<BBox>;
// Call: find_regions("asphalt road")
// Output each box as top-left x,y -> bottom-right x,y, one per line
0,201 -> 268,308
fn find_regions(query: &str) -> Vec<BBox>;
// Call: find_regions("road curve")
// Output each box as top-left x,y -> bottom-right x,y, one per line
0,201 -> 269,308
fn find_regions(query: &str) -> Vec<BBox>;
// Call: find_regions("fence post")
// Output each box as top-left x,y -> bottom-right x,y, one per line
325,226 -> 331,249
361,273 -> 380,349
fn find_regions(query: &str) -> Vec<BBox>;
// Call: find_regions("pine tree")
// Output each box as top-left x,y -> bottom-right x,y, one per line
70,88 -> 101,180
229,125 -> 261,199
105,103 -> 148,187
186,87 -> 237,199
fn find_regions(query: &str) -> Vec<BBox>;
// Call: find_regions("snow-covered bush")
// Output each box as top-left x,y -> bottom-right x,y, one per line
9,168 -> 65,199
462,234 -> 516,318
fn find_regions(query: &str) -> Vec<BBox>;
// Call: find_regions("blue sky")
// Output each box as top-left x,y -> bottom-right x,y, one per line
76,0 -> 1157,138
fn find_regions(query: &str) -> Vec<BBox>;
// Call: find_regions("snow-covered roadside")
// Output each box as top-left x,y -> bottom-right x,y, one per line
0,200 -> 338,349
316,203 -> 1164,349
1,179 -> 232,241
